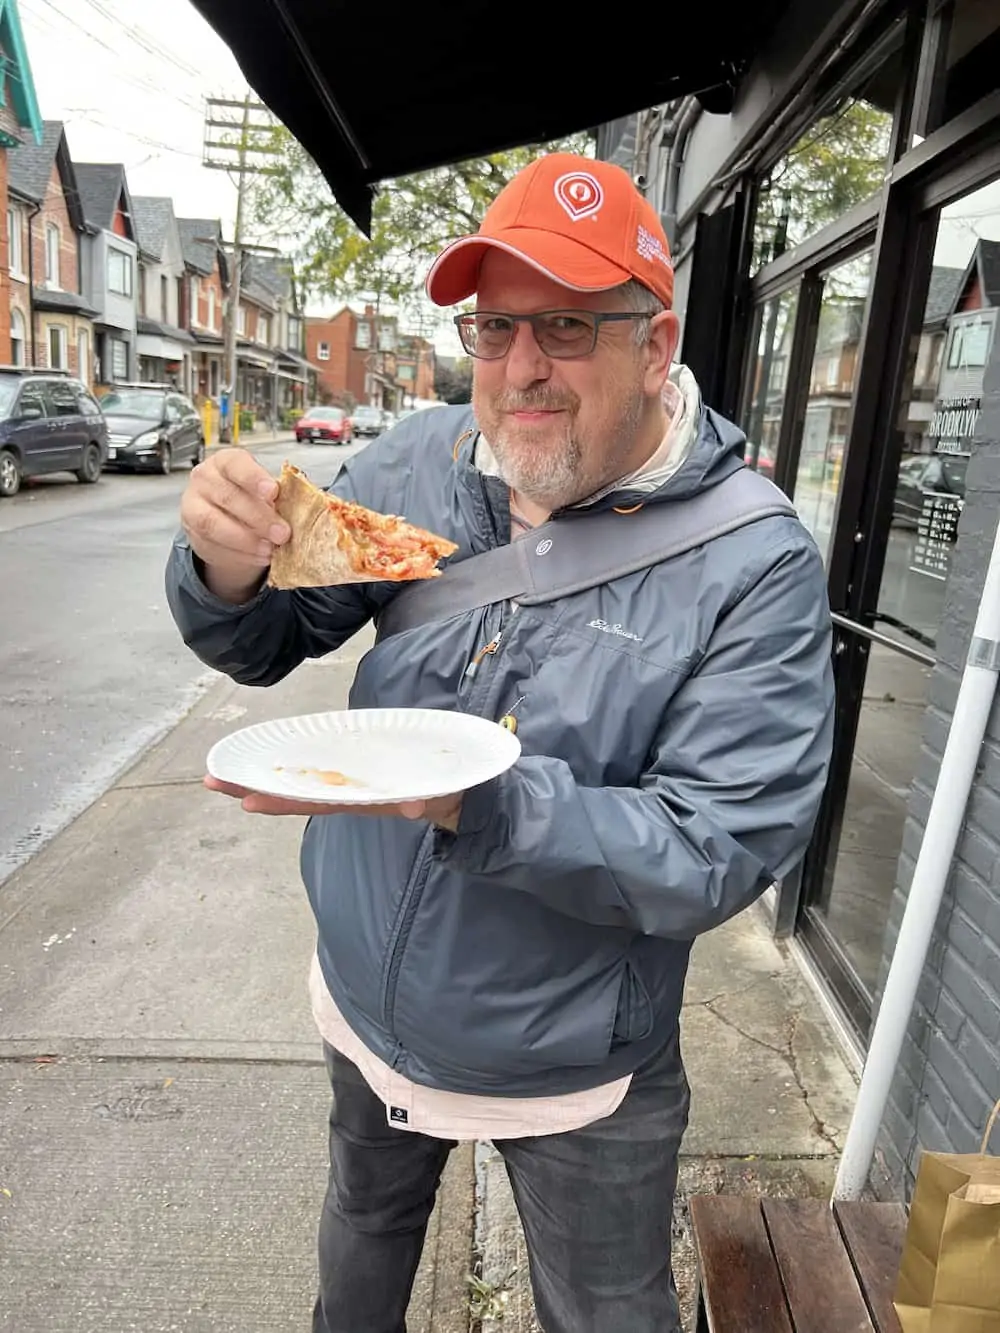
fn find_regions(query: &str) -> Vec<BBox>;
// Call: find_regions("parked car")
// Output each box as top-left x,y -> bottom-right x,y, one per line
350,404 -> 385,437
100,385 -> 205,473
892,453 -> 967,528
295,406 -> 353,444
0,369 -> 108,498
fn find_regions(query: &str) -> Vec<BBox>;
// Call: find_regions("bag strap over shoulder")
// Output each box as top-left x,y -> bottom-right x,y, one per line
375,466 -> 796,643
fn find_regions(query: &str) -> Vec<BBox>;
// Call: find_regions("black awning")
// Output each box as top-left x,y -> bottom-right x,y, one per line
190,0 -> 789,233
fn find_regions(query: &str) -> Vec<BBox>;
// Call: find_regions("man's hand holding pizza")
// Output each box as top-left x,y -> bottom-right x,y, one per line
181,447 -> 290,605
180,450 -> 464,830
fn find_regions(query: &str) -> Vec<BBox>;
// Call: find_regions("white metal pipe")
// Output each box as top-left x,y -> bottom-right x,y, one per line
833,507 -> 1000,1201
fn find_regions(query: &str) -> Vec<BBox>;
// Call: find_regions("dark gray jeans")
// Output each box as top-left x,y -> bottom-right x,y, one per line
311,1034 -> 689,1333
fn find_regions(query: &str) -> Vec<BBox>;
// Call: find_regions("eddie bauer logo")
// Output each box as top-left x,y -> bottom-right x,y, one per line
589,619 -> 643,643
554,171 -> 604,222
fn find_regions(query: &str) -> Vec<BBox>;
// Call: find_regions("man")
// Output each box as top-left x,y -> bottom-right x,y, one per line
167,153 -> 834,1333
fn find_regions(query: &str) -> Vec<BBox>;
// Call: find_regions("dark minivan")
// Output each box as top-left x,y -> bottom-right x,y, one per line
0,369 -> 109,498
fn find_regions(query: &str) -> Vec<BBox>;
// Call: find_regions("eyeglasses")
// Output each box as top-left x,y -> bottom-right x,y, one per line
453,309 -> 651,360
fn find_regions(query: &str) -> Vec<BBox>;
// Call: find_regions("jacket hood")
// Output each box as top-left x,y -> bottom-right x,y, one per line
632,405 -> 749,504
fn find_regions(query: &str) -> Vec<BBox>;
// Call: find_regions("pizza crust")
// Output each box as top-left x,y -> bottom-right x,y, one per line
267,463 -> 457,589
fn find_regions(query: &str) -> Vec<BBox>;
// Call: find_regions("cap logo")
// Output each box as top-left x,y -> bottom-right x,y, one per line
554,171 -> 603,222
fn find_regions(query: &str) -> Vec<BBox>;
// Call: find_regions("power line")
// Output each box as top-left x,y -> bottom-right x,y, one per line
65,109 -> 205,160
23,0 -> 206,114
77,0 -> 205,81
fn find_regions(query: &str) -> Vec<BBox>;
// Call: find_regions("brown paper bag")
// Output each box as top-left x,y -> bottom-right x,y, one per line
894,1099 -> 1000,1333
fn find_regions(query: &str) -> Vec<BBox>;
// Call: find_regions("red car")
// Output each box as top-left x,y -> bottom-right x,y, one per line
295,406 -> 353,444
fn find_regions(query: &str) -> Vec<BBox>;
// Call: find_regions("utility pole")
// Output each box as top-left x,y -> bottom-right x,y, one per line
203,92 -> 279,443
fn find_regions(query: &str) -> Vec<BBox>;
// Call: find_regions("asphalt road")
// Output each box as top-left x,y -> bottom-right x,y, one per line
0,436 -> 366,886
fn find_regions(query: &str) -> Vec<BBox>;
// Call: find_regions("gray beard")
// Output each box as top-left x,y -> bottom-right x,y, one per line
488,429 -> 584,510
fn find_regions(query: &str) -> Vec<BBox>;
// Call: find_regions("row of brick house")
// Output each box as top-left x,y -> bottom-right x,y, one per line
305,304 -> 437,412
2,121 -> 318,419
0,6 -> 319,421
0,1 -> 434,422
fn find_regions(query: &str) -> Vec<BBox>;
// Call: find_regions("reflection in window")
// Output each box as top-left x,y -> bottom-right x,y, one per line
752,98 -> 893,273
947,318 -> 992,368
880,176 -> 1000,652
743,287 -> 798,479
792,252 -> 873,565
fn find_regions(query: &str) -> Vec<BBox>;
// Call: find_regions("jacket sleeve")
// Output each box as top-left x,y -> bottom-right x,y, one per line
164,465 -> 377,687
438,534 -> 835,940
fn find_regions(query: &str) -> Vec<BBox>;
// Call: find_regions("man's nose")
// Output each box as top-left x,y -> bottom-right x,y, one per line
504,320 -> 552,388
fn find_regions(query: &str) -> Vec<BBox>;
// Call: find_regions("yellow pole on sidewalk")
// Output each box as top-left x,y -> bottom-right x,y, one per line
201,401 -> 214,447
233,401 -> 241,445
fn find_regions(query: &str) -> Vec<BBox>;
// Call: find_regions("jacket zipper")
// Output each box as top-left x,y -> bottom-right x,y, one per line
380,825 -> 435,1052
377,468 -> 514,1058
380,605 -> 519,1048
464,629 -> 503,678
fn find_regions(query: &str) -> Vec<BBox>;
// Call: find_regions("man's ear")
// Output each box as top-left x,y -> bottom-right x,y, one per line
643,311 -> 680,395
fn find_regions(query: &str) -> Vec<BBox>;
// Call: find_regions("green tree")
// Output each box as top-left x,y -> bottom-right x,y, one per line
247,130 -> 594,308
434,358 -> 474,405
753,99 -> 893,271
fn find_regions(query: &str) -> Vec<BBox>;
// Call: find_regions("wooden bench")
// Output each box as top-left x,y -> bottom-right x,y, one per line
691,1197 -> 908,1332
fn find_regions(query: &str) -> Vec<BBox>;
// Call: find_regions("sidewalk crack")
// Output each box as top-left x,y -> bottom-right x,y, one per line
703,1000 -> 840,1154
682,970 -> 785,1011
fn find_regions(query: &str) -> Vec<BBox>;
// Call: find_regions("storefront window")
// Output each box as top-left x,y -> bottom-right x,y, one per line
808,174 -> 1000,1012
878,177 -> 1000,653
791,251 -> 873,566
743,287 -> 798,477
752,94 -> 894,273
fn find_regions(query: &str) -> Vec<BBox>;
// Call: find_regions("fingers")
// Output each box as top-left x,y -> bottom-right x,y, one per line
181,449 -> 291,576
203,775 -> 434,822
203,775 -> 252,798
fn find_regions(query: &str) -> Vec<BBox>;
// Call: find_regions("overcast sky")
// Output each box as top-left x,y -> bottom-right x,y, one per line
19,0 -> 252,231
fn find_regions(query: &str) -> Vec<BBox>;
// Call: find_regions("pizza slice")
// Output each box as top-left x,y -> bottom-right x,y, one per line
267,462 -> 458,589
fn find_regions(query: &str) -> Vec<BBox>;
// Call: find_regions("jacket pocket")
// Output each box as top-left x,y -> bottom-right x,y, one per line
611,961 -> 654,1049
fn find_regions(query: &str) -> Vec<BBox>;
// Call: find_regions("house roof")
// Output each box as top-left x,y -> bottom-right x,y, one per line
924,266 -> 965,326
137,315 -> 197,343
247,253 -> 296,306
131,197 -> 175,263
979,240 -> 1000,306
188,0 -> 791,233
235,253 -> 290,309
178,218 -> 224,275
7,119 -> 88,232
7,119 -> 61,202
949,238 -> 1000,317
74,162 -> 132,234
31,287 -> 100,319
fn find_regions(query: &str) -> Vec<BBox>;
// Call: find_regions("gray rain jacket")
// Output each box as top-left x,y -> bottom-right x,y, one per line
166,395 -> 834,1097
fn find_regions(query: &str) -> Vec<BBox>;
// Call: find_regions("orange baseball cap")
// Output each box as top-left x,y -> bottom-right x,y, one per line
426,152 -> 674,309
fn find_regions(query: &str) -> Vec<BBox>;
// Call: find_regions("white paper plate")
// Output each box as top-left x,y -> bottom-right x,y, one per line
206,707 -> 521,805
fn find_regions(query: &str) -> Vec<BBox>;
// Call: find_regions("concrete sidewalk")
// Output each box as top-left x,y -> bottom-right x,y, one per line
0,633 -> 859,1332
209,427 -> 297,452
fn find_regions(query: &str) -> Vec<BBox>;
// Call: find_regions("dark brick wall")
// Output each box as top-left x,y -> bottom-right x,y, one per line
873,337 -> 1000,1198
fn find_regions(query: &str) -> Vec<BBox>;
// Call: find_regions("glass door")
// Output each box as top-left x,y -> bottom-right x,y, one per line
796,172 -> 1000,1040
